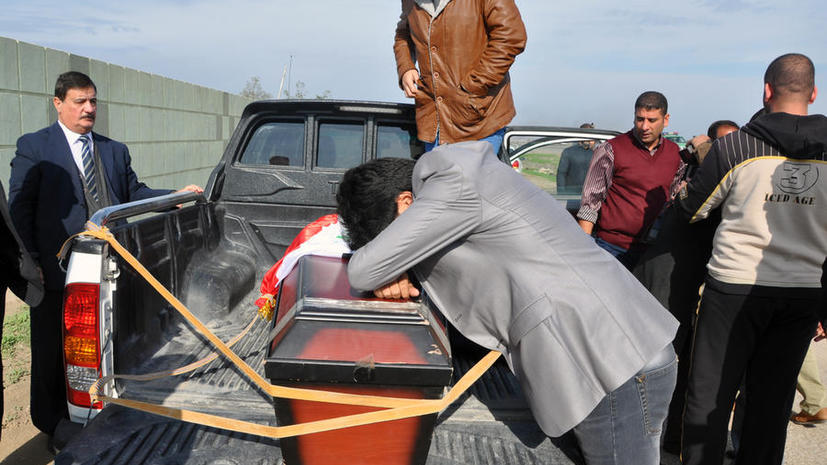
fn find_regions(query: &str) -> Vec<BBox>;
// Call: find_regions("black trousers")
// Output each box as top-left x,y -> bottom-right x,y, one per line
631,206 -> 717,451
681,282 -> 819,465
30,289 -> 69,435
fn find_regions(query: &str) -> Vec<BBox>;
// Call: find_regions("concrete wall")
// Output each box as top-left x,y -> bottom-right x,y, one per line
0,37 -> 252,194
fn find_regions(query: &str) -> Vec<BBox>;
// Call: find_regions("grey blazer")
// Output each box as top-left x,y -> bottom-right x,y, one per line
348,141 -> 678,437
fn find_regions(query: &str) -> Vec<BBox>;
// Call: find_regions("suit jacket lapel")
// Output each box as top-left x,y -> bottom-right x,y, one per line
92,133 -> 120,203
48,122 -> 85,202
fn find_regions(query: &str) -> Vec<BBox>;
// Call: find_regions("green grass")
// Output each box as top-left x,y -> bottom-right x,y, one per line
519,151 -> 560,190
3,309 -> 31,385
5,366 -> 28,385
2,309 -> 30,360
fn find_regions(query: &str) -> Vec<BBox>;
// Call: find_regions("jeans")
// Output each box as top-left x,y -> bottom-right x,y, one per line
424,128 -> 505,153
573,347 -> 677,465
593,237 -> 642,270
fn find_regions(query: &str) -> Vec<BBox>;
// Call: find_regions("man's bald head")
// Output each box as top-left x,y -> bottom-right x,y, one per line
764,53 -> 815,103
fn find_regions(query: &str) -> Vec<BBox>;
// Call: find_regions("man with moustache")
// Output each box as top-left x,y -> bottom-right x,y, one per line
8,71 -> 201,445
629,118 -> 740,454
577,91 -> 684,269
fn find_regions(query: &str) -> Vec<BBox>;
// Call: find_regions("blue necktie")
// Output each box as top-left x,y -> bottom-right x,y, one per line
80,135 -> 100,202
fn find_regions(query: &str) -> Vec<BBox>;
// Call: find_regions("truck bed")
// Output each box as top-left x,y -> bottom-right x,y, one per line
54,102 -> 619,464
58,286 -> 583,465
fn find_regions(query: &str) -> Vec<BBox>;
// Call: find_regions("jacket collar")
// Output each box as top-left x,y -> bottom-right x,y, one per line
415,0 -> 452,18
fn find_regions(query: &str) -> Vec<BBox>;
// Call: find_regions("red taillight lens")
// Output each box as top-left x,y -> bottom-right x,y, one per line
64,284 -> 99,338
63,283 -> 102,408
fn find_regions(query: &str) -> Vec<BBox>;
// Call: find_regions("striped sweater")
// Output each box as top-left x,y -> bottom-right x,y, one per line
678,112 -> 827,289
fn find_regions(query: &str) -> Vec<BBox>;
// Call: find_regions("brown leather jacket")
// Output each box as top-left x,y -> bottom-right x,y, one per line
394,0 -> 527,145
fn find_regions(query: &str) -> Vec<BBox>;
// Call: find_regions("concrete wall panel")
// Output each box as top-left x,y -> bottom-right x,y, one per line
107,103 -> 126,141
137,71 -> 152,106
110,65 -> 125,103
90,59 -> 110,101
45,48 -> 70,95
18,42 -> 46,93
0,147 -> 16,189
68,54 -> 90,76
20,94 -> 49,135
94,102 -> 109,137
0,93 -> 21,146
228,94 -> 248,117
150,75 -> 164,108
0,38 -> 19,91
123,103 -> 140,142
123,68 -> 140,106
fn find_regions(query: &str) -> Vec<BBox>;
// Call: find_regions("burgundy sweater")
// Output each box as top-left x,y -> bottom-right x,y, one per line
596,132 -> 681,249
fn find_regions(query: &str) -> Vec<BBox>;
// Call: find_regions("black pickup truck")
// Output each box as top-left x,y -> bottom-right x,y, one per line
57,100 -> 618,465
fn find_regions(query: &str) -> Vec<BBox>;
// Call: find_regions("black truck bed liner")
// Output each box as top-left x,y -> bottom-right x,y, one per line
57,288 -> 583,465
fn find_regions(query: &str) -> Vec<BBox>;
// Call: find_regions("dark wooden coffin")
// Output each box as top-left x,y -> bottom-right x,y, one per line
264,255 -> 453,465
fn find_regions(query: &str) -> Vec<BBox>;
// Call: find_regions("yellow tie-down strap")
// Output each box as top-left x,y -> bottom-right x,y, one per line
66,223 -> 502,439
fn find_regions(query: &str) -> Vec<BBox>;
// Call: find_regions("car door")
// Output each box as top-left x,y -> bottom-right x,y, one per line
503,126 -> 619,213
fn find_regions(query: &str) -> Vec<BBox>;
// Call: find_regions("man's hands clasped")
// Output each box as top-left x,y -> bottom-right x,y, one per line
373,272 -> 420,300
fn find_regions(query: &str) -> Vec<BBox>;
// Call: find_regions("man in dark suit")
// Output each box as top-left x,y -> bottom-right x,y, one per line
1,179 -> 44,441
8,71 -> 202,440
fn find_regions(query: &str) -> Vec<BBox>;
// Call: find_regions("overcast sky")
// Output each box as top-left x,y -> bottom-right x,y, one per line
3,0 -> 826,136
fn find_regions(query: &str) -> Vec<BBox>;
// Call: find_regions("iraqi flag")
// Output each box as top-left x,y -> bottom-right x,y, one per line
255,214 -> 351,309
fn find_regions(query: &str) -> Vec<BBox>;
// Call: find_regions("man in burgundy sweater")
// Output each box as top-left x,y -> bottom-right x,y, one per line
577,91 -> 684,269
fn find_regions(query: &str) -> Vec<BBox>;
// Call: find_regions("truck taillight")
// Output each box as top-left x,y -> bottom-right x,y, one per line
63,283 -> 103,409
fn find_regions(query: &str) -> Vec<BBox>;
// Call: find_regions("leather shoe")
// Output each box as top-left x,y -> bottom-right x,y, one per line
790,407 -> 827,425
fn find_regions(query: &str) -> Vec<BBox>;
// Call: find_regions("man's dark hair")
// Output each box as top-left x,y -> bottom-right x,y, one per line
54,71 -> 96,100
707,120 -> 740,139
634,91 -> 668,115
764,53 -> 815,100
337,158 -> 416,250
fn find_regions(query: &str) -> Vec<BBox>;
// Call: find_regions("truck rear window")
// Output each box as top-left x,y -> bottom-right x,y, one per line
239,120 -> 305,166
377,123 -> 424,159
317,121 -> 364,169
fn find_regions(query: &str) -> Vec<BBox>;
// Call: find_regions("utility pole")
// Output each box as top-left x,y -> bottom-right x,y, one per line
287,55 -> 294,98
277,64 -> 288,99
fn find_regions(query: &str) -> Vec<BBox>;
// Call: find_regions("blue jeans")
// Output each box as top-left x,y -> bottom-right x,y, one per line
594,237 -> 642,270
424,128 -> 505,153
573,347 -> 677,465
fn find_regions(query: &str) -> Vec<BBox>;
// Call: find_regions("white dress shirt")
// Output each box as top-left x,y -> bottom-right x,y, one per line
57,120 -> 94,174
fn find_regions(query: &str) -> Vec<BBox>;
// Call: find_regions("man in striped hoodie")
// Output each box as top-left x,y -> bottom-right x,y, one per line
678,53 -> 827,465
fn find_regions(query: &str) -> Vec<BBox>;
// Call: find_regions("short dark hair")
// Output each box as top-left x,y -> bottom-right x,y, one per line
764,53 -> 815,100
634,91 -> 668,115
707,120 -> 739,139
579,122 -> 594,129
54,71 -> 96,100
337,157 -> 416,250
